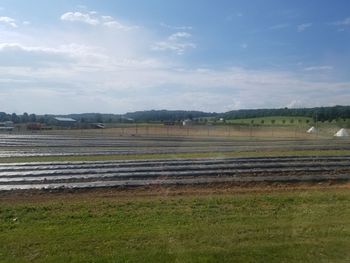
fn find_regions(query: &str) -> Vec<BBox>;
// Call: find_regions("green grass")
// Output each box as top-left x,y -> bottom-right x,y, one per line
226,116 -> 313,126
2,149 -> 350,163
1,188 -> 350,262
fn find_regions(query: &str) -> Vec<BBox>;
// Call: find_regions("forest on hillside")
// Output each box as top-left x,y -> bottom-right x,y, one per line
1,106 -> 350,124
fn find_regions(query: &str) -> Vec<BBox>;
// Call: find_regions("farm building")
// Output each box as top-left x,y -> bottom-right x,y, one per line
334,128 -> 349,137
182,119 -> 193,126
53,117 -> 77,128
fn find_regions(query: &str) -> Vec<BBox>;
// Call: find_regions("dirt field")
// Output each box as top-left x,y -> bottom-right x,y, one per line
1,130 -> 350,191
38,124 -> 340,139
1,130 -> 350,262
1,180 -> 349,202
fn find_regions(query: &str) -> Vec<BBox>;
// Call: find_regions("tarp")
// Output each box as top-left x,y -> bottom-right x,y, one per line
334,128 -> 349,137
307,126 -> 317,133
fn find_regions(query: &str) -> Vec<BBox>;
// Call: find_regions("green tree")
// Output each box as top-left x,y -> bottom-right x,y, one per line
29,114 -> 37,122
11,113 -> 20,123
95,114 -> 103,123
21,112 -> 29,123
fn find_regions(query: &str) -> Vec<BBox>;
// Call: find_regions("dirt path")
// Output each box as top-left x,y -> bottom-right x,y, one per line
1,181 -> 349,204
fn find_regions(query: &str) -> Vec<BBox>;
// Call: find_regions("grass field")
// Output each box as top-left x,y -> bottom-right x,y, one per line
226,116 -> 313,126
1,185 -> 350,262
225,116 -> 350,130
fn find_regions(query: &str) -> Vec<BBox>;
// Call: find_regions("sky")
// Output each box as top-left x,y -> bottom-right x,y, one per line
0,0 -> 350,114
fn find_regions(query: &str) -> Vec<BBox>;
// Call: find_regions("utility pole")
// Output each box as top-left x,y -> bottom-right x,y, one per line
315,111 -> 318,138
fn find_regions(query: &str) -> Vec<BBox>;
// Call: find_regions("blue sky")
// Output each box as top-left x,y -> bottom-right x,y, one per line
0,0 -> 349,114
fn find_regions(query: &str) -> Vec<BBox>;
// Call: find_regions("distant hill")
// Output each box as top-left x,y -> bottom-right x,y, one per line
124,110 -> 218,122
2,105 -> 350,124
223,105 -> 350,122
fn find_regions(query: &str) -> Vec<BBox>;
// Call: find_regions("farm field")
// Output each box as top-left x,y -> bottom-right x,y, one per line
1,128 -> 350,262
2,0 -> 350,262
1,129 -> 350,190
27,123 -> 337,138
226,116 -> 313,126
0,127 -> 349,158
225,116 -> 350,129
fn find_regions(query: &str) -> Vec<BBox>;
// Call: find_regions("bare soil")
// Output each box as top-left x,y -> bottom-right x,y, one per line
1,180 -> 349,203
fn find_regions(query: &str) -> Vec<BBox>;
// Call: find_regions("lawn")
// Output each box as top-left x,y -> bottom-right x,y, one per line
1,187 -> 350,262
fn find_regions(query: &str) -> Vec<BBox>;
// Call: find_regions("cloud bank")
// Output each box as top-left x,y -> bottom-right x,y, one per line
0,8 -> 348,114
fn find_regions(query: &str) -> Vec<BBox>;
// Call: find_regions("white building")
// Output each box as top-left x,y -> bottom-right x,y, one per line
182,119 -> 193,126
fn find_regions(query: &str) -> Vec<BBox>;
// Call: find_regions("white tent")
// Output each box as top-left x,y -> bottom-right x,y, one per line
334,128 -> 349,137
307,126 -> 317,133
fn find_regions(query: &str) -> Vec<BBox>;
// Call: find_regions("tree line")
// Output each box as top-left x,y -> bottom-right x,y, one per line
223,106 -> 350,122
2,106 -> 350,124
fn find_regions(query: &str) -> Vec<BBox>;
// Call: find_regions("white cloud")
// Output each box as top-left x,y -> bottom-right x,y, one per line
60,10 -> 137,30
102,20 -> 138,30
269,23 -> 289,30
0,42 -> 112,70
0,16 -> 18,28
304,65 -> 333,71
160,23 -> 192,30
61,12 -> 99,25
331,17 -> 350,26
168,32 -> 191,41
1,41 -> 349,113
101,15 -> 114,22
152,32 -> 196,55
0,43 -> 70,65
297,23 -> 312,32
0,7 -> 349,114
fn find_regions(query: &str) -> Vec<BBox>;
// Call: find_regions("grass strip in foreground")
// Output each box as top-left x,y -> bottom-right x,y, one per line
0,188 -> 350,262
